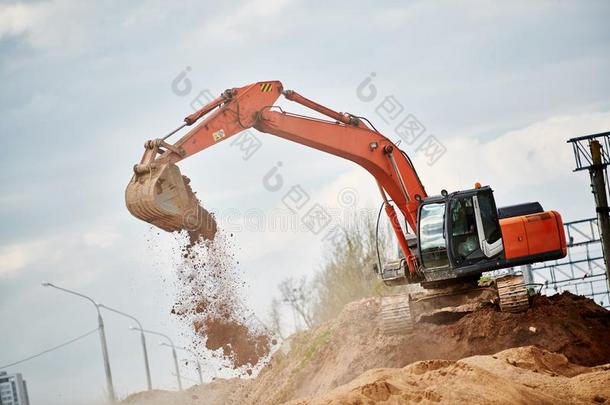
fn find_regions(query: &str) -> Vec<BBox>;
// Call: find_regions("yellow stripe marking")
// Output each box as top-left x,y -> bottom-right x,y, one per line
260,83 -> 273,92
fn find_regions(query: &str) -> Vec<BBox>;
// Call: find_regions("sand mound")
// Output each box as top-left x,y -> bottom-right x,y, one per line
123,378 -> 249,405
124,292 -> 610,404
290,346 -> 610,405
233,292 -> 610,404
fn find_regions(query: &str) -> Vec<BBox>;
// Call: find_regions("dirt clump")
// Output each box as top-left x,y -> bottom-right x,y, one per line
195,312 -> 272,368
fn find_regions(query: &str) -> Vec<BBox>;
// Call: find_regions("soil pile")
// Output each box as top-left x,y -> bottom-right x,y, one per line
125,292 -> 610,404
231,292 -> 610,404
123,378 -> 249,405
289,346 -> 610,405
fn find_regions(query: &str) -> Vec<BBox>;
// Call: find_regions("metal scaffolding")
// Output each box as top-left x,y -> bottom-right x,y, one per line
485,218 -> 609,308
568,131 -> 610,171
530,218 -> 609,308
567,131 -> 610,293
484,132 -> 610,308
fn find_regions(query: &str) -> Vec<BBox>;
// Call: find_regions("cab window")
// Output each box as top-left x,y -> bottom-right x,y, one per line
477,191 -> 502,243
451,197 -> 479,264
419,203 -> 449,269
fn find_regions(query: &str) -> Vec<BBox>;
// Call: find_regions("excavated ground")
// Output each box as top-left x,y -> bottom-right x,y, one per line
287,346 -> 610,404
123,292 -> 610,404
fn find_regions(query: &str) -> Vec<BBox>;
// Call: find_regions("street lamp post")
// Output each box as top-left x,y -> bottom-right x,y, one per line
98,304 -> 152,391
41,282 -> 116,403
160,343 -> 203,384
131,327 -> 182,390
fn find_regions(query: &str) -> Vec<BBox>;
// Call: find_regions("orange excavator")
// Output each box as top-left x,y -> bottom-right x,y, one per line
125,81 -> 567,333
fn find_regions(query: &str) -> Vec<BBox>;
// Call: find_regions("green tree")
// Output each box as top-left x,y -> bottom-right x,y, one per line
268,210 -> 400,332
310,213 -> 392,324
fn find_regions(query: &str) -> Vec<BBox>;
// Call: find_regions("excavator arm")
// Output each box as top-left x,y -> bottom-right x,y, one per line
126,80 -> 426,274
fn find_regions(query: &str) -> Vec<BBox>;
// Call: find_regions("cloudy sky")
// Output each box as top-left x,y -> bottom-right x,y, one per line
1,1 -> 610,404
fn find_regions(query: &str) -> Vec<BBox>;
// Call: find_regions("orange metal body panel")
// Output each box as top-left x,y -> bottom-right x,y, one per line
500,210 -> 567,260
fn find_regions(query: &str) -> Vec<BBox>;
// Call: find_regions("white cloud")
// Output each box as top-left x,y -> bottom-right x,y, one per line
0,221 -> 123,279
0,237 -> 65,278
0,0 -> 93,50
82,228 -> 121,248
0,3 -> 35,40
198,0 -> 292,42
415,111 -> 610,196
463,1 -> 555,21
0,192 -> 27,208
0,243 -> 31,276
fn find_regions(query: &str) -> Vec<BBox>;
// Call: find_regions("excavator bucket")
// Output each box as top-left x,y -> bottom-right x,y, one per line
125,162 -> 217,243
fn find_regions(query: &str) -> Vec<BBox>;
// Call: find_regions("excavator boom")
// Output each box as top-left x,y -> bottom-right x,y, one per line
126,81 -> 427,270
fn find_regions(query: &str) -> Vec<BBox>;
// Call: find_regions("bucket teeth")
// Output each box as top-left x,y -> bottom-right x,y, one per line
125,163 -> 217,241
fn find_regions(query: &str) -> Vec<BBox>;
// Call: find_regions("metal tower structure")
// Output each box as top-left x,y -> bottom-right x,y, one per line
567,131 -> 610,292
530,218 -> 609,308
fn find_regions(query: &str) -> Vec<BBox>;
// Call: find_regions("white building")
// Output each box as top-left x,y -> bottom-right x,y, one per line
0,372 -> 30,405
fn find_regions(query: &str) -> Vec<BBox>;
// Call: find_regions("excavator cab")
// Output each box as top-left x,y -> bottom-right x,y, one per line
417,186 -> 505,283
413,185 -> 566,284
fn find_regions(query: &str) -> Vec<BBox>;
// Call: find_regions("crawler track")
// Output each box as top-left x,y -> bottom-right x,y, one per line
497,274 -> 530,313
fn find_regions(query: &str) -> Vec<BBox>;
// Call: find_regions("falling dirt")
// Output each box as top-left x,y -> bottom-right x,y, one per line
124,291 -> 610,404
195,315 -> 272,368
170,231 -> 273,372
181,175 -> 218,244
